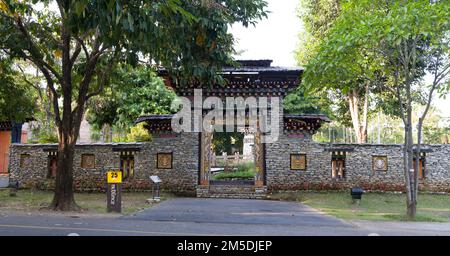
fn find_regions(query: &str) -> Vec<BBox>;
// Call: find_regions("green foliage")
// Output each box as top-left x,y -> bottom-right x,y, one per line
289,0 -> 341,120
0,0 -> 268,128
283,86 -> 333,116
305,0 -> 449,92
87,64 -> 176,128
0,57 -> 36,122
126,123 -> 152,142
301,0 -> 449,128
34,129 -> 59,144
313,107 -> 450,144
212,131 -> 244,155
295,0 -> 341,66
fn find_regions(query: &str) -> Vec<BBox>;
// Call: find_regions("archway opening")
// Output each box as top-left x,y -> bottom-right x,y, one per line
210,130 -> 255,185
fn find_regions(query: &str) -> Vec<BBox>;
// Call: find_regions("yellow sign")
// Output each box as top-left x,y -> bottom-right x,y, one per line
107,171 -> 122,183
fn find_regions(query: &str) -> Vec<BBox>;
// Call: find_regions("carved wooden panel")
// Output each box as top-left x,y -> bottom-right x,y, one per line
157,153 -> 172,169
291,154 -> 307,170
372,156 -> 388,171
81,154 -> 95,169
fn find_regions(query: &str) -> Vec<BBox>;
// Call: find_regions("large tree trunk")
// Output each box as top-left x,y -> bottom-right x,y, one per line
49,23 -> 84,211
50,108 -> 85,211
51,136 -> 79,211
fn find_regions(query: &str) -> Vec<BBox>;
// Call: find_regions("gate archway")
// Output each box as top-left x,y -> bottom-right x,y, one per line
198,126 -> 266,188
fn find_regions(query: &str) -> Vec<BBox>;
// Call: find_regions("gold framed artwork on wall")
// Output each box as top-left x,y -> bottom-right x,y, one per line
81,154 -> 95,169
290,154 -> 307,170
157,153 -> 173,169
372,156 -> 388,171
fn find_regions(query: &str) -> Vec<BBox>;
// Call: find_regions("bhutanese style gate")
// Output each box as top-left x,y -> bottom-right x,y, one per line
140,60 -> 305,198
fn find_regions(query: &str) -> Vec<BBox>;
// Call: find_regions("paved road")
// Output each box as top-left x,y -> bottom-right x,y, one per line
0,198 -> 449,236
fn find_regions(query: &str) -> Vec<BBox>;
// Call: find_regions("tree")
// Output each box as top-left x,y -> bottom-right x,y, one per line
300,0 -> 394,143
306,0 -> 449,219
0,0 -> 267,211
295,0 -> 341,66
0,56 -> 36,122
283,86 -> 333,116
212,131 -> 243,155
379,1 -> 449,219
295,0 -> 378,143
86,64 -> 176,140
285,0 -> 339,123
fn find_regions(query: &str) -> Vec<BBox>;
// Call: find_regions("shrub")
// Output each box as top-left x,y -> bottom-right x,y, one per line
126,123 -> 152,142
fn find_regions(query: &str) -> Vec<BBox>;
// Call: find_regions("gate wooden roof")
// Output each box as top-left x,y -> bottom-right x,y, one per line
158,60 -> 303,97
136,114 -> 330,134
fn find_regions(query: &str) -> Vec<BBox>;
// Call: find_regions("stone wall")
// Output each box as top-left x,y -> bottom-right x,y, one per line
7,130 -> 450,194
8,132 -> 199,193
265,134 -> 450,192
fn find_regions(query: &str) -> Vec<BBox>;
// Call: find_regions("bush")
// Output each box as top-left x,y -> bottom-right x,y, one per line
27,128 -> 58,144
126,123 -> 152,142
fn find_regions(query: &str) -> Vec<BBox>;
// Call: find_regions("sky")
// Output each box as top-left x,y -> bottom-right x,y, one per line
230,0 -> 302,67
229,0 -> 449,120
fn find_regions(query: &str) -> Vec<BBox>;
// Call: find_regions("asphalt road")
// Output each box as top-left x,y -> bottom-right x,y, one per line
0,198 -> 449,236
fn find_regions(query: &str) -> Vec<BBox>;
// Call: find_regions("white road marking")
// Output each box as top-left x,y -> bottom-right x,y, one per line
368,233 -> 380,236
0,223 -> 226,236
67,233 -> 80,236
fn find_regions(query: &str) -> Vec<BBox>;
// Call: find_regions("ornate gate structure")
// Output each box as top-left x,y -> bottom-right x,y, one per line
135,60 -> 330,198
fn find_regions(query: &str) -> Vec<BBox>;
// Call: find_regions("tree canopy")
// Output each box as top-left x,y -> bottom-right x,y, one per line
0,56 -> 36,122
86,64 -> 176,130
284,0 -> 340,117
295,0 -> 341,66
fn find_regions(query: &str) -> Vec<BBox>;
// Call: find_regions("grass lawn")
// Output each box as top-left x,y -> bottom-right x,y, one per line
268,191 -> 450,222
0,189 -> 175,215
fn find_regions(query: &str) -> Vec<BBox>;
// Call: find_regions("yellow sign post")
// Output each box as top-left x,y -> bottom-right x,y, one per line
106,170 -> 122,213
107,171 -> 122,183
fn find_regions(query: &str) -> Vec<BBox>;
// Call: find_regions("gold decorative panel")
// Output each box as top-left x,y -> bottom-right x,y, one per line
157,153 -> 173,169
372,156 -> 388,171
291,154 -> 307,170
81,154 -> 95,169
